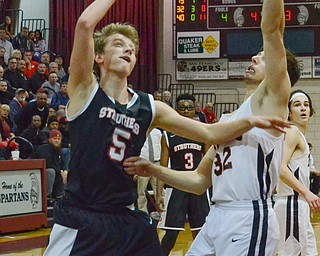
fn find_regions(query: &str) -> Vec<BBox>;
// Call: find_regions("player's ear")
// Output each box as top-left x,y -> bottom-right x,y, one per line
95,53 -> 103,64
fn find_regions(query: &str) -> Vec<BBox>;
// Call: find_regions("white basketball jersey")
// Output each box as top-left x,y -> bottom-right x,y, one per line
276,130 -> 310,197
212,96 -> 284,203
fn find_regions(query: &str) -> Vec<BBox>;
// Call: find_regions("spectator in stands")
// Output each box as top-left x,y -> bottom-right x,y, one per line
194,101 -> 206,123
41,51 -> 50,72
153,90 -> 162,101
163,90 -> 173,107
33,29 -> 46,54
202,102 -> 217,123
12,26 -> 34,55
33,129 -> 66,202
0,16 -> 14,40
28,62 -> 48,95
41,71 -> 60,104
11,49 -> 22,61
9,88 -> 27,131
28,31 -> 35,42
16,59 -> 29,93
0,46 -> 7,68
15,88 -> 49,135
42,115 -> 59,138
4,57 -> 20,93
56,108 -> 66,119
54,56 -> 66,79
52,81 -> 69,111
48,107 -> 56,119
49,62 -> 62,83
58,116 -> 71,171
0,26 -> 13,65
0,104 -> 14,141
23,50 -> 38,79
309,142 -> 320,195
0,79 -> 11,104
20,114 -> 47,154
61,66 -> 69,82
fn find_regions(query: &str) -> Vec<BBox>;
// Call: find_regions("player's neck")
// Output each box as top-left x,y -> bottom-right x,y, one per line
101,76 -> 130,104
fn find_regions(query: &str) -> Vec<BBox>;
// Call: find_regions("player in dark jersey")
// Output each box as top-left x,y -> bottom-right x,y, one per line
156,94 -> 210,256
44,0 -> 291,255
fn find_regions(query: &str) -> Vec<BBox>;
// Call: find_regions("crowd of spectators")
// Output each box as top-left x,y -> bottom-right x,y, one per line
0,20 -> 70,203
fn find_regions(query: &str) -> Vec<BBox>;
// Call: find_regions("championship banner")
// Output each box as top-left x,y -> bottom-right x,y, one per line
176,59 -> 228,80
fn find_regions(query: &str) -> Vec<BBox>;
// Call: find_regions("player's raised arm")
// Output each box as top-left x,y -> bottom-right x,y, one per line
68,0 -> 116,114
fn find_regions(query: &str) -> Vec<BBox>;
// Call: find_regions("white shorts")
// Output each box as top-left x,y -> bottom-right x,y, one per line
187,200 -> 279,256
274,195 -> 318,256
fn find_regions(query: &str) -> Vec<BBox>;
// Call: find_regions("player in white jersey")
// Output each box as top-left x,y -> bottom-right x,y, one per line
124,0 -> 302,255
274,90 -> 320,256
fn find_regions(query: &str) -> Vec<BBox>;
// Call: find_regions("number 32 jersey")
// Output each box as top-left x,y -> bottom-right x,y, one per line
211,96 -> 284,203
66,85 -> 154,211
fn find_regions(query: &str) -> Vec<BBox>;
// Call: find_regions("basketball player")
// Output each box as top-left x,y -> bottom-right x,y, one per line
274,90 -> 319,255
44,0 -> 291,255
156,94 -> 210,256
124,0 -> 301,254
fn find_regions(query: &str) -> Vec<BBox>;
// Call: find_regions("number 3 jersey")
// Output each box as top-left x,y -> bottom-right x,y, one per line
65,85 -> 154,211
164,131 -> 205,171
211,96 -> 284,203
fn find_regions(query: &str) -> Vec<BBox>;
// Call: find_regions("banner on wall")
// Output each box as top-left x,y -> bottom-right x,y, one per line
176,31 -> 220,59
176,59 -> 228,80
314,57 -> 320,78
297,57 -> 312,78
0,169 -> 43,217
228,61 -> 251,78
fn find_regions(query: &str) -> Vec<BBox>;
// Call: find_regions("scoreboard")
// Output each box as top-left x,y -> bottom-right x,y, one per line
174,0 -> 320,58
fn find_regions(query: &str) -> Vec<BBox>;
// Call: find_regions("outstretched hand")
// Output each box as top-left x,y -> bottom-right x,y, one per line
123,157 -> 155,177
303,191 -> 320,212
249,116 -> 291,133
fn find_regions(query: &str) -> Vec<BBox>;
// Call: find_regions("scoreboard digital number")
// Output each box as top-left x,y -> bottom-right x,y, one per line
174,0 -> 320,58
175,0 -> 320,30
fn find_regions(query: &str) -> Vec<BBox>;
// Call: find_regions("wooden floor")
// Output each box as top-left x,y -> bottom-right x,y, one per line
1,214 -> 320,255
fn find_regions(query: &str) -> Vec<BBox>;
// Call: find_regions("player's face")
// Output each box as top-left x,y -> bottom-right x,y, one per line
244,51 -> 266,85
289,95 -> 310,125
101,34 -> 136,77
176,100 -> 195,118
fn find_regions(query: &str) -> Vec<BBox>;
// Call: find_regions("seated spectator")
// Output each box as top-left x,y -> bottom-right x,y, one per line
9,88 -> 27,131
41,71 -> 60,104
56,108 -> 66,119
12,26 -> 34,55
20,115 -> 47,156
0,26 -> 14,65
16,59 -> 29,94
41,51 -> 50,73
163,90 -> 173,107
0,46 -> 7,68
61,66 -> 69,82
52,81 -> 69,111
202,102 -> 217,123
3,57 -> 19,95
58,116 -> 70,171
42,115 -> 59,138
28,62 -> 48,95
11,49 -> 22,61
0,79 -> 11,104
194,101 -> 206,123
0,104 -> 17,152
54,56 -> 66,79
33,129 -> 65,201
33,29 -> 46,54
153,90 -> 162,101
15,88 -> 49,135
23,50 -> 38,79
0,16 -> 14,40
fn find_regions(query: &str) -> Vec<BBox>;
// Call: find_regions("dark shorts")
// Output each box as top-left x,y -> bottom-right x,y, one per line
165,189 -> 209,230
45,201 -> 163,256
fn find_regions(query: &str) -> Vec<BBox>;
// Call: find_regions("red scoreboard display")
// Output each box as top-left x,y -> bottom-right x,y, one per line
174,0 -> 320,58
